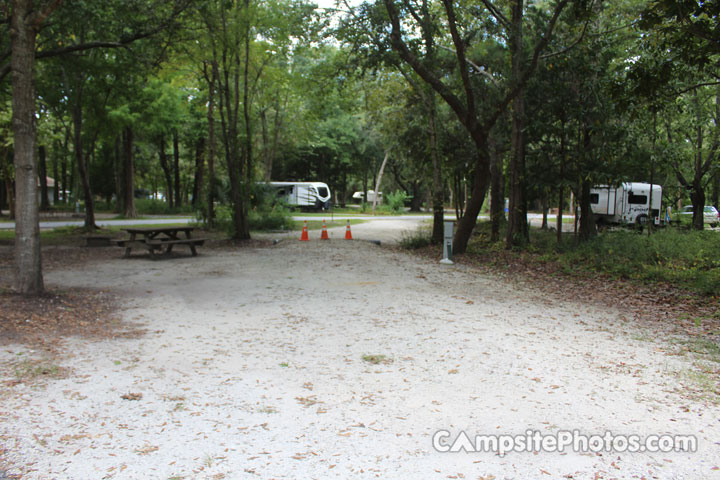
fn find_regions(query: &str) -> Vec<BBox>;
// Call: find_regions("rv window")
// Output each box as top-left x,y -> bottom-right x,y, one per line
590,193 -> 599,204
317,187 -> 329,197
628,194 -> 647,204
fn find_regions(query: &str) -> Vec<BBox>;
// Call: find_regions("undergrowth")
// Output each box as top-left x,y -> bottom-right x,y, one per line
464,222 -> 720,296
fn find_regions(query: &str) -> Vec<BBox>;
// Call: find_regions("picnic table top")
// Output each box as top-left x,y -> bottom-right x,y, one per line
123,226 -> 196,234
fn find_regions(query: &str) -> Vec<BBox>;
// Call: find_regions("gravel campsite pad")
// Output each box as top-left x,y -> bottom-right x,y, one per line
1,237 -> 719,479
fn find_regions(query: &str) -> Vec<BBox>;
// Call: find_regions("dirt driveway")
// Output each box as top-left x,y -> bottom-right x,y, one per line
1,234 -> 719,479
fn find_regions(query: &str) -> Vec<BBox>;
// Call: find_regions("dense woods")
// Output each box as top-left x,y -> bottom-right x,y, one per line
2,0 -> 719,293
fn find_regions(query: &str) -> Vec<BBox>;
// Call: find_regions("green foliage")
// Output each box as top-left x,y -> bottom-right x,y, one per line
557,229 -> 720,295
212,185 -> 293,236
399,226 -> 432,249
468,223 -> 720,296
135,199 -> 195,215
384,190 -> 408,213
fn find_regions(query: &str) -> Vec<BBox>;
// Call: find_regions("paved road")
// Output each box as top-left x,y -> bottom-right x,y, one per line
0,213 -> 570,230
0,215 -> 433,230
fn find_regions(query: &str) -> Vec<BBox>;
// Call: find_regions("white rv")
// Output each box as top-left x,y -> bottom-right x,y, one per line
262,182 -> 332,210
590,182 -> 662,227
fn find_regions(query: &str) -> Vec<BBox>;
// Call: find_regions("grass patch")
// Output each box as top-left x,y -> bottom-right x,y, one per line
362,354 -> 392,365
675,337 -> 720,361
13,357 -> 64,381
399,226 -> 433,249
465,222 -> 720,296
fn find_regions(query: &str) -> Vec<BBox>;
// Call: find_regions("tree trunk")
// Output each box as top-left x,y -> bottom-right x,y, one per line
192,136 -> 206,208
173,131 -> 181,208
506,0 -> 528,247
1,147 -> 12,213
557,123 -> 565,244
113,134 -> 123,213
11,0 -> 43,294
260,109 -> 272,182
409,182 -> 423,212
578,177 -> 596,241
38,145 -> 49,211
61,126 -> 69,204
489,135 -> 504,242
122,127 -> 137,218
362,169 -> 368,208
52,142 -> 59,204
372,151 -> 389,215
556,185 -> 563,243
159,135 -> 174,208
690,180 -> 705,230
238,0 -> 253,240
71,88 -> 97,230
0,173 -> 7,212
453,154 -> 491,255
206,66 -> 216,226
541,193 -> 548,229
428,91 -> 444,244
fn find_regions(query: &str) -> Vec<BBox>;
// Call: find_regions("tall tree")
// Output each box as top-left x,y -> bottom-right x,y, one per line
383,0 -> 569,253
9,0 -> 61,294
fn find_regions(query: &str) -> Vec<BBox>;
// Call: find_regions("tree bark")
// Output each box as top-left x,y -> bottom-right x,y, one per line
192,136 -> 205,208
158,135 -> 174,208
71,87 -> 97,230
52,142 -> 59,204
38,145 -> 49,210
61,125 -> 69,204
372,151 -> 389,215
173,131 -> 181,208
239,0 -> 253,240
578,177 -> 596,241
206,63 -> 216,226
557,122 -> 566,244
454,154 -> 491,254
428,91 -> 444,244
113,134 -> 123,213
690,179 -> 705,230
556,185 -> 564,243
506,0 -> 529,247
489,135 -> 505,242
122,127 -> 137,218
11,0 -> 43,294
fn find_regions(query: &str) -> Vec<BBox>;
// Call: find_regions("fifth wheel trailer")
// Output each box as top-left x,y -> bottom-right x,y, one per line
590,182 -> 662,227
261,182 -> 332,210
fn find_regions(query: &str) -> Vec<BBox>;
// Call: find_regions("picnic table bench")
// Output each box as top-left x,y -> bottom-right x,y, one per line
116,226 -> 208,259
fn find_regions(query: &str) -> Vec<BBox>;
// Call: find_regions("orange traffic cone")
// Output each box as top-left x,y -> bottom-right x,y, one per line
344,220 -> 353,240
320,219 -> 329,240
300,220 -> 309,241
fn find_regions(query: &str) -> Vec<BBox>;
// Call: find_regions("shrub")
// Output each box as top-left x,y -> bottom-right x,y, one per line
399,226 -> 432,249
135,198 -> 195,215
385,190 -> 409,213
558,228 -> 720,294
209,184 -> 293,237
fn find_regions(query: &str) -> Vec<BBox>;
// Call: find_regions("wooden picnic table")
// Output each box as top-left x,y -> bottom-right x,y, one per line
116,226 -> 207,259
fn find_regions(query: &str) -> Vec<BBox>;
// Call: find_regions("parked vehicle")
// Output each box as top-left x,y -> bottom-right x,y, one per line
673,205 -> 720,227
590,182 -> 662,227
352,190 -> 382,204
262,182 -> 332,210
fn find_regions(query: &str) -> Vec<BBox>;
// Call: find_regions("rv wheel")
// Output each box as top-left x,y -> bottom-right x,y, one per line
635,214 -> 648,229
